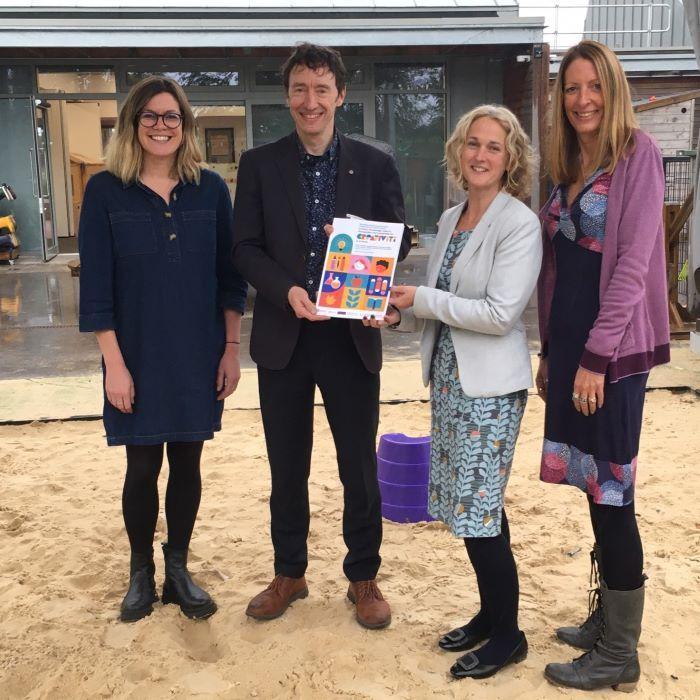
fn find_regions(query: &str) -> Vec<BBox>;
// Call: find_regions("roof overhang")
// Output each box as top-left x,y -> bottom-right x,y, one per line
550,48 -> 700,77
0,6 -> 545,48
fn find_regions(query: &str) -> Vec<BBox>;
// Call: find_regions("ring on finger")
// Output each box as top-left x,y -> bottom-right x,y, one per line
572,392 -> 580,400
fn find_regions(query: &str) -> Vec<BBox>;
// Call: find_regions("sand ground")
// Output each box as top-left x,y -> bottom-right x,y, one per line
1,384 -> 699,699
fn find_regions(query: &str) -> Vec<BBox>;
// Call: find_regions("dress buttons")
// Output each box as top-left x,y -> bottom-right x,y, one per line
308,279 -> 313,285
172,193 -> 178,201
312,226 -> 317,231
315,171 -> 320,176
164,211 -> 172,218
310,252 -> 315,257
169,233 -> 177,241
314,199 -> 319,204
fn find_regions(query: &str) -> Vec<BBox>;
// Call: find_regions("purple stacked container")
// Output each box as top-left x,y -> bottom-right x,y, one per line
377,433 -> 434,523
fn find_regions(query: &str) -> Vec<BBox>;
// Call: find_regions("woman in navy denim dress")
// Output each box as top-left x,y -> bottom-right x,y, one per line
79,76 -> 247,622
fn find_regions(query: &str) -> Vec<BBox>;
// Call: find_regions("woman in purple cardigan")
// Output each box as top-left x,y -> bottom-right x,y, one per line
536,40 -> 670,692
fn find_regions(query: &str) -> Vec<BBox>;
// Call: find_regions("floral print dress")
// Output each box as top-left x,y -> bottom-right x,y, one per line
540,170 -> 647,506
428,227 -> 527,538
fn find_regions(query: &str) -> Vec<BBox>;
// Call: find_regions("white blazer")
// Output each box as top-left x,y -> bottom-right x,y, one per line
409,191 -> 542,397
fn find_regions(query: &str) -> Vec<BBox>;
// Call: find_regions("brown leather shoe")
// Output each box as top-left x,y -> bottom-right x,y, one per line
245,575 -> 308,620
347,580 -> 391,629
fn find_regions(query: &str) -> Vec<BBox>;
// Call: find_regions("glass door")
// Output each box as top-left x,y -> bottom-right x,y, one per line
33,103 -> 58,259
0,98 -> 43,257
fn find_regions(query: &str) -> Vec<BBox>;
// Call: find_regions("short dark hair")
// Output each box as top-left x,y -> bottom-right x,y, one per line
281,42 -> 347,94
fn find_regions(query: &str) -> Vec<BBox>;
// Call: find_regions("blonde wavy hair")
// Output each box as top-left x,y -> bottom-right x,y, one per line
550,40 -> 637,184
444,104 -> 536,199
105,76 -> 203,185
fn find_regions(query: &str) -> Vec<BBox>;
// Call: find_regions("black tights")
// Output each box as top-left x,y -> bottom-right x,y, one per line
461,509 -> 522,664
588,496 -> 644,591
122,441 -> 203,554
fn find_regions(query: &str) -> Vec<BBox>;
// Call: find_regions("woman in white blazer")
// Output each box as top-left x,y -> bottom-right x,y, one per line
384,105 -> 542,680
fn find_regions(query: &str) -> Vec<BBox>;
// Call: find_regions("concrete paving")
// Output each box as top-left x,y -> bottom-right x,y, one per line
2,250 -> 697,423
0,248 -> 541,379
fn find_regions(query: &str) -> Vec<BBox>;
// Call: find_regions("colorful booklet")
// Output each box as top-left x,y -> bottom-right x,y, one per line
316,217 -> 404,320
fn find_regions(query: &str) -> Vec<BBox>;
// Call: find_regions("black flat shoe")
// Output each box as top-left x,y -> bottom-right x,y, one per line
450,633 -> 528,680
438,626 -> 491,652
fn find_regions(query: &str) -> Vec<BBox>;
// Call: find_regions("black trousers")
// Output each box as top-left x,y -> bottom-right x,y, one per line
257,319 -> 382,582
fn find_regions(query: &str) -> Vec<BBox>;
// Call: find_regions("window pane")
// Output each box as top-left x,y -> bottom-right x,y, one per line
255,70 -> 283,87
375,93 -> 444,235
347,67 -> 366,85
37,68 -> 116,94
374,63 -> 444,91
0,66 -> 32,94
125,71 -> 240,88
251,103 -> 364,148
191,104 -> 246,202
336,102 -> 364,136
256,67 -> 363,89
251,104 -> 294,147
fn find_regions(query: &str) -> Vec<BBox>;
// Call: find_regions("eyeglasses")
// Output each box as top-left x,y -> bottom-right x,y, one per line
138,111 -> 183,128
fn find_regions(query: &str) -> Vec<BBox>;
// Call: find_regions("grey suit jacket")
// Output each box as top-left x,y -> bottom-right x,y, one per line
411,191 -> 542,397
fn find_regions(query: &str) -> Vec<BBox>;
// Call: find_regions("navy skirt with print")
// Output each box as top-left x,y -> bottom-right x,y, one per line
540,171 -> 647,506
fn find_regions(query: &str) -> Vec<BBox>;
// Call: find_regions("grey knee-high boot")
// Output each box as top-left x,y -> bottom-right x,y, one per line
544,579 -> 644,692
556,545 -> 604,650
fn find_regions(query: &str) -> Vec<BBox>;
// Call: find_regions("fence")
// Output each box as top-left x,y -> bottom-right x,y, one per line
663,155 -> 694,305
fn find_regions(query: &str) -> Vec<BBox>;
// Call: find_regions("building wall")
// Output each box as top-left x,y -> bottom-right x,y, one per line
629,75 -> 700,150
65,102 -> 103,162
636,101 -> 693,154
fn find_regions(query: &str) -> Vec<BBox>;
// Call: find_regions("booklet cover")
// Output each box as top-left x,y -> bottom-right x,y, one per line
315,217 -> 404,320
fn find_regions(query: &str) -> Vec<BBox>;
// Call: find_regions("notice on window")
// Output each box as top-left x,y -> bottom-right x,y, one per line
315,217 -> 404,320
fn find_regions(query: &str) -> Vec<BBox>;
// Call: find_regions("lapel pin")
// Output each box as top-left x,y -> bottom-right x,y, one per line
349,169 -> 354,175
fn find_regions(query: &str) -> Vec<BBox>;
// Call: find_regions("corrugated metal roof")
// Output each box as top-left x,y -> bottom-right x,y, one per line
584,0 -> 692,49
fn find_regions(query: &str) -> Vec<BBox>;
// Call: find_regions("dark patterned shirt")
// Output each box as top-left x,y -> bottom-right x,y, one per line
297,132 -> 339,299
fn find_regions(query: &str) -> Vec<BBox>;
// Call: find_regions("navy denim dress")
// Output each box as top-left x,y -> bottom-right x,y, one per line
78,169 -> 247,446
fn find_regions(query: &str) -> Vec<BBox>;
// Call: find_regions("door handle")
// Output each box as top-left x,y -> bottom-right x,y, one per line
29,148 -> 39,198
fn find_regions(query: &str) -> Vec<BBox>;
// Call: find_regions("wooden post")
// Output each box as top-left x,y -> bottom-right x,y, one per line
664,204 -> 684,329
534,42 -> 551,211
664,189 -> 694,330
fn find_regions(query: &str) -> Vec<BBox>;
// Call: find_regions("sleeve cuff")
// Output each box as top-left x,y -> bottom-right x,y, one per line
412,285 -> 432,320
579,348 -> 610,375
79,313 -> 115,332
218,289 -> 247,314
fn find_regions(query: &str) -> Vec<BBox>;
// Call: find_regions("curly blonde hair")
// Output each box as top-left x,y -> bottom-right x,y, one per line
105,75 -> 203,185
444,104 -> 536,199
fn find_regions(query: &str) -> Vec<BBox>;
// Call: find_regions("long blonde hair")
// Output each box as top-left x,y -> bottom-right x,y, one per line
550,40 -> 637,184
444,104 -> 536,199
105,76 -> 203,185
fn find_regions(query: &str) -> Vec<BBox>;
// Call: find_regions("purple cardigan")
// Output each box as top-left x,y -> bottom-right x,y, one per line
538,129 -> 670,382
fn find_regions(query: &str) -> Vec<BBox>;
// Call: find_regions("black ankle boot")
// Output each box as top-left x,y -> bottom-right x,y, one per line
120,549 -> 158,622
161,542 -> 217,620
